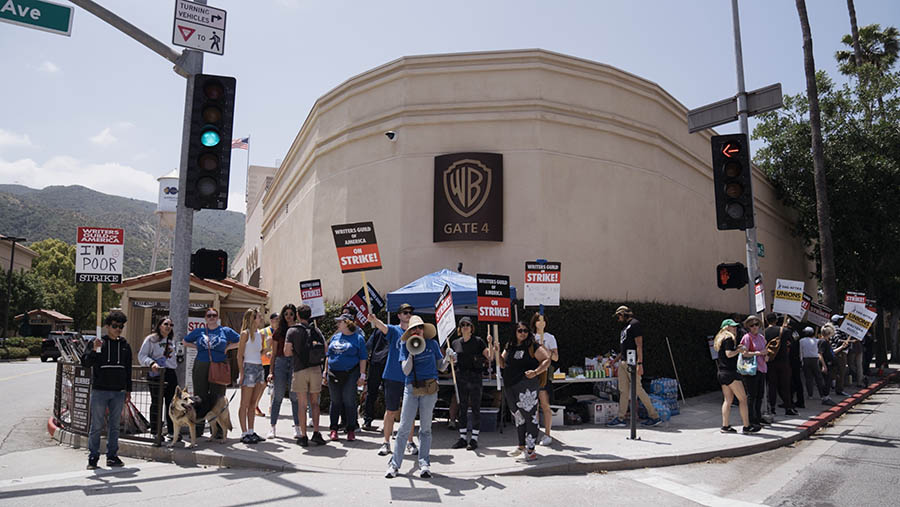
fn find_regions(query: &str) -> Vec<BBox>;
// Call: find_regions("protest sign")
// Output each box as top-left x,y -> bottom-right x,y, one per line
76,227 -> 124,283
476,274 -> 511,322
843,291 -> 866,315
524,261 -> 561,307
806,301 -> 832,327
754,276 -> 766,313
773,279 -> 804,317
331,222 -> 382,273
434,284 -> 456,347
343,283 -> 385,327
299,279 -> 325,318
839,307 -> 877,340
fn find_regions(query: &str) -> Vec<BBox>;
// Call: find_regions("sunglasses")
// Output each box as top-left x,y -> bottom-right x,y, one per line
516,328 -> 529,334
161,322 -> 172,327
400,310 -> 413,315
459,323 -> 472,328
411,325 -> 424,332
110,323 -> 124,329
748,323 -> 760,328
206,314 -> 218,318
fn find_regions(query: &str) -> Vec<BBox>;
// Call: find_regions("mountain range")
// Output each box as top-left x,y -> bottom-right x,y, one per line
0,184 -> 245,278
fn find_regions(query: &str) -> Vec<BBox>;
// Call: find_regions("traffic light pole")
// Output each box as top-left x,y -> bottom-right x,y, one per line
731,0 -> 761,315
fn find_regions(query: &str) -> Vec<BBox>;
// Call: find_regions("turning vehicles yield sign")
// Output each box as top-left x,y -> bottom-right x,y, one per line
172,0 -> 226,56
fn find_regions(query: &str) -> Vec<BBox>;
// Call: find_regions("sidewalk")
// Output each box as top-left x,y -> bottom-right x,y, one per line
51,370 -> 898,477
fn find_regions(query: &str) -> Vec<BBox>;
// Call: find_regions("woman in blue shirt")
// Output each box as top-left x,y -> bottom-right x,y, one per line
326,314 -> 367,441
183,307 -> 240,437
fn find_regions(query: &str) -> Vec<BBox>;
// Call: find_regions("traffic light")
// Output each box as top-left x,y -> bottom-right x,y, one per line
184,74 -> 236,210
717,262 -> 748,290
711,133 -> 754,230
191,249 -> 228,280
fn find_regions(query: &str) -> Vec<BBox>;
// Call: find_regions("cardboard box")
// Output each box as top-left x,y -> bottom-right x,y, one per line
590,402 -> 618,424
539,405 -> 565,428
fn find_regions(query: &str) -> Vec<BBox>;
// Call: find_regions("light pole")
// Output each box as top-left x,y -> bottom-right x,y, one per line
2,235 -> 26,339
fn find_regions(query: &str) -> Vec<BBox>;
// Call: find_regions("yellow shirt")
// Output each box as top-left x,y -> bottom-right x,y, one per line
259,326 -> 273,366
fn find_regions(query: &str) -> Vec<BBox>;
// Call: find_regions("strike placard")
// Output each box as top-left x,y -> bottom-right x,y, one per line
476,274 -> 511,322
434,284 -> 456,346
331,222 -> 382,273
772,279 -> 804,317
754,276 -> 766,313
299,279 -> 325,318
839,306 -> 877,340
343,283 -> 385,327
75,227 -> 124,283
843,291 -> 866,315
806,301 -> 832,327
524,261 -> 561,307
798,293 -> 812,320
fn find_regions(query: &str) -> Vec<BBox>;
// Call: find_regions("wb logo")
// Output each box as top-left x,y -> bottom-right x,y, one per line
163,186 -> 178,195
443,159 -> 492,218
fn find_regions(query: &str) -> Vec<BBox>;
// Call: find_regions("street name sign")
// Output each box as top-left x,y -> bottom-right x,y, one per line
0,0 -> 73,36
76,227 -> 124,283
172,0 -> 225,55
688,83 -> 783,133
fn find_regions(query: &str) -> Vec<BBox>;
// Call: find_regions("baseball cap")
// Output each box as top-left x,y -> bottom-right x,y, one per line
398,303 -> 414,313
720,318 -> 739,329
614,305 -> 631,316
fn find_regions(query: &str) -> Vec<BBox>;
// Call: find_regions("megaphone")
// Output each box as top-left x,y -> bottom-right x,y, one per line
406,335 -> 426,355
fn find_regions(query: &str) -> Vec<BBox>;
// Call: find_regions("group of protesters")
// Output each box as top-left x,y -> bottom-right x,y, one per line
714,312 -> 870,434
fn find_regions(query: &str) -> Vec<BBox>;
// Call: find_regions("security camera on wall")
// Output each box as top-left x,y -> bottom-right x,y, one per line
384,130 -> 397,141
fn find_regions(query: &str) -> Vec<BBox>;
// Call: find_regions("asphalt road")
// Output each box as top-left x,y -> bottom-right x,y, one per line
0,361 -> 897,506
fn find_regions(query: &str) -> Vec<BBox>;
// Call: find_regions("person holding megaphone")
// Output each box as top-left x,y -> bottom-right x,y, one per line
384,315 -> 453,479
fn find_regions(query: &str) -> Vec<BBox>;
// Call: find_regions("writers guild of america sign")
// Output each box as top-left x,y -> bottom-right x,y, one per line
433,152 -> 503,242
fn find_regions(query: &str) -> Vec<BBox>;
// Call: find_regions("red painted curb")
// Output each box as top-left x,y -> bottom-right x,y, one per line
796,372 -> 897,433
47,416 -> 58,438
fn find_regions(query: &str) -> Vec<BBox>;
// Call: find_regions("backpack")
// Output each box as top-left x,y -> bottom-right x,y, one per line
294,323 -> 326,368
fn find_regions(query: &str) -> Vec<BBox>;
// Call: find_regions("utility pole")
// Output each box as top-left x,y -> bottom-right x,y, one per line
731,0 -> 761,315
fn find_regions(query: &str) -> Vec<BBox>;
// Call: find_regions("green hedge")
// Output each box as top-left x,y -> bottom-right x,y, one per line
0,346 -> 29,360
4,337 -> 42,356
514,299 -> 732,397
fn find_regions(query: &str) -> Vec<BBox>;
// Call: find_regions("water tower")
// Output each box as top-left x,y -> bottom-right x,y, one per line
150,170 -> 178,272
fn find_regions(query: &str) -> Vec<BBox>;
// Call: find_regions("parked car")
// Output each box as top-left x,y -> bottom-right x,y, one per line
40,331 -> 85,362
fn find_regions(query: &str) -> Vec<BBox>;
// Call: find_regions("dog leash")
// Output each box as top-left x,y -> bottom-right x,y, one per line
205,388 -> 238,422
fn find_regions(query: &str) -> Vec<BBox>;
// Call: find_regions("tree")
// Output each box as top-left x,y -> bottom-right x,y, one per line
0,269 -> 45,335
795,0 -> 838,310
836,24 -> 900,75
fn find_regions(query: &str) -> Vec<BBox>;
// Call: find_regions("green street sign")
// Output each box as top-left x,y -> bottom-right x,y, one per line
757,242 -> 765,258
0,0 -> 73,36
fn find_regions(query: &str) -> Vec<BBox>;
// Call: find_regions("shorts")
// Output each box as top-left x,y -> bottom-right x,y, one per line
383,379 -> 405,411
241,362 -> 265,387
291,366 -> 323,394
717,370 -> 741,386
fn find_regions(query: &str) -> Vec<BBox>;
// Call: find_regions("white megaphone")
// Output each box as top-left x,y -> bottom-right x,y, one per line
406,335 -> 426,355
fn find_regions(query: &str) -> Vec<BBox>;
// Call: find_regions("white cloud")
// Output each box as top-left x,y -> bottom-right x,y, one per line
38,61 -> 60,73
0,155 -> 158,202
89,127 -> 117,146
0,129 -> 34,148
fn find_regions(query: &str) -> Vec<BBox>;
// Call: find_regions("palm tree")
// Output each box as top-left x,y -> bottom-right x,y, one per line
835,23 -> 900,75
795,0 -> 838,310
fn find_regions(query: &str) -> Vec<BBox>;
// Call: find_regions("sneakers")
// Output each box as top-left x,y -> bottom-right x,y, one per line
347,430 -> 356,442
86,457 -> 99,470
519,450 -> 537,462
451,437 -> 468,449
507,447 -> 524,457
720,425 -> 737,433
785,409 -> 799,416
822,397 -> 836,406
266,426 -> 276,439
836,390 -> 849,397
641,417 -> 662,427
540,434 -> 553,446
329,430 -> 339,441
310,432 -> 326,445
106,456 -> 124,467
419,466 -> 432,478
362,421 -> 378,432
377,442 -> 392,456
241,433 -> 254,444
297,435 -> 309,447
466,439 -> 478,451
293,425 -> 302,439
385,465 -> 399,479
406,441 -> 419,455
742,425 -> 761,434
606,417 -> 627,426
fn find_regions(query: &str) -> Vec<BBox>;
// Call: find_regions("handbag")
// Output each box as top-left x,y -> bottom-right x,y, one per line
207,334 -> 231,386
737,335 -> 758,376
766,327 -> 783,362
410,353 -> 438,396
328,366 -> 357,385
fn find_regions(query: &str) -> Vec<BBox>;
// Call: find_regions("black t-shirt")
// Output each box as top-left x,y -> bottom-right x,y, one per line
366,329 -> 389,364
503,341 -> 539,387
619,318 -> 642,357
286,323 -> 325,372
451,336 -> 487,373
764,325 -> 791,363
717,336 -> 738,372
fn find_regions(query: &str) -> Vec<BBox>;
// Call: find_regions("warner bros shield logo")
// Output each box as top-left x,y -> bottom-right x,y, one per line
433,152 -> 503,242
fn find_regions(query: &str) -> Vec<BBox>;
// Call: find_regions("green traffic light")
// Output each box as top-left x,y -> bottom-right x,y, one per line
201,129 -> 220,147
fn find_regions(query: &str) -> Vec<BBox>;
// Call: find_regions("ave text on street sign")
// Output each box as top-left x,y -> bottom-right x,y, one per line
76,227 -> 124,283
0,0 -> 72,36
688,83 -> 783,133
172,0 -> 225,55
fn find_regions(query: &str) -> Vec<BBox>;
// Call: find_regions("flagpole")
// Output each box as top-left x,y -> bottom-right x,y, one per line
246,135 -> 251,200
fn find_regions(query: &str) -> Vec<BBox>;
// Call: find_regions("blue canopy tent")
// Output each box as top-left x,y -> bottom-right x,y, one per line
386,269 -> 518,316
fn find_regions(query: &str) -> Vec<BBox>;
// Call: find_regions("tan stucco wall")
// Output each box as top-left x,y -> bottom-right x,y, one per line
258,49 -> 811,313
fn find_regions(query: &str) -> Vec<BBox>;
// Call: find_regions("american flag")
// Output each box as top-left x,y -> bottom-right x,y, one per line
231,137 -> 249,150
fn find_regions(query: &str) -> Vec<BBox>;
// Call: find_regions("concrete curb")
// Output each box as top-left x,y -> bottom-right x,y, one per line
50,372 -> 897,476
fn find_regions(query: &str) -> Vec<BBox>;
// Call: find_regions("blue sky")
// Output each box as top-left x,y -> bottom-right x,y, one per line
1,0 -> 897,213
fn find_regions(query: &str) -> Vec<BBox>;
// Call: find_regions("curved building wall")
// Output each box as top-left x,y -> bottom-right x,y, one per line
259,49 -> 811,312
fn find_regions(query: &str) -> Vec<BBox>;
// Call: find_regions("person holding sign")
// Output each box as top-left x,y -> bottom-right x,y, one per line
449,317 -> 495,451
764,313 -> 798,416
498,321 -> 551,461
530,314 -> 558,445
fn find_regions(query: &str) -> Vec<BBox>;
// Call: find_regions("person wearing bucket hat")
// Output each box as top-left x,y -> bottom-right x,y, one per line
607,306 -> 662,427
369,304 -> 418,457
385,315 -> 452,479
449,316 -> 495,451
714,319 -> 757,433
739,315 -> 768,427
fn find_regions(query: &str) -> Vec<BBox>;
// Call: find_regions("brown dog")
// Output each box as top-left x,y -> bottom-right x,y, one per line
168,386 -> 232,447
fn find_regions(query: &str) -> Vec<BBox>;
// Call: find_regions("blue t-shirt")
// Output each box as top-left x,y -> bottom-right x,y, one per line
382,324 -> 407,382
327,331 -> 367,372
399,338 -> 443,384
184,325 -> 240,362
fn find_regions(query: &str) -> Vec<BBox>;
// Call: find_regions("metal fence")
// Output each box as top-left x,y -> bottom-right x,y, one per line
53,361 -> 168,446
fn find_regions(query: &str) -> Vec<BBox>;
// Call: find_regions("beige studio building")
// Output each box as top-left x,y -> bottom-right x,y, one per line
233,49 -> 812,314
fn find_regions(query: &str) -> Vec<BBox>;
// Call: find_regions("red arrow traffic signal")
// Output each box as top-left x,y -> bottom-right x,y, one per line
722,143 -> 740,158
